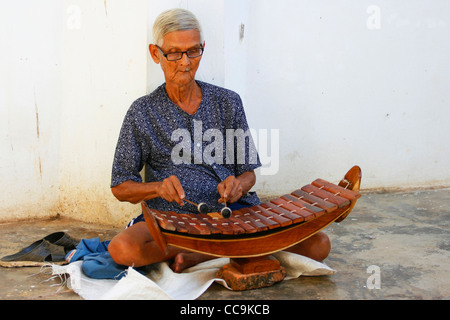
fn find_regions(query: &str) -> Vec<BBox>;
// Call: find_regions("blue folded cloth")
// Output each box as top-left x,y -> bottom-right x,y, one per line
65,238 -> 110,262
65,238 -> 138,280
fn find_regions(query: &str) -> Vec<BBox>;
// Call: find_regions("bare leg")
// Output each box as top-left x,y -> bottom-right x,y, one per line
170,252 -> 216,273
108,222 -> 215,272
285,232 -> 331,262
108,222 -> 183,267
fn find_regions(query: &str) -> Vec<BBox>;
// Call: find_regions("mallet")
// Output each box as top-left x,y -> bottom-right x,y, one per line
220,199 -> 232,219
183,198 -> 209,214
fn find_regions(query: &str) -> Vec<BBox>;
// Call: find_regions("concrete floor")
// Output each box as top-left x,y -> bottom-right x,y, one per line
0,188 -> 449,300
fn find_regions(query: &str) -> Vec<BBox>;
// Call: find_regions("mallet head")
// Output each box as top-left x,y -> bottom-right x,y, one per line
221,206 -> 232,218
197,202 -> 209,214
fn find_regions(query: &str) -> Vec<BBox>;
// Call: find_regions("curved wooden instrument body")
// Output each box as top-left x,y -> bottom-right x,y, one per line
142,166 -> 362,258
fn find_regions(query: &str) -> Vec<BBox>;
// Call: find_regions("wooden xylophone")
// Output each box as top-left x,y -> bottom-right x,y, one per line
143,166 -> 362,259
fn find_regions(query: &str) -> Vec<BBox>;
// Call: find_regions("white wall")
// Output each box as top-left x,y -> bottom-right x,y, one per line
240,0 -> 450,195
0,1 -> 64,221
1,0 -> 449,225
0,0 -> 147,225
58,0 -> 148,226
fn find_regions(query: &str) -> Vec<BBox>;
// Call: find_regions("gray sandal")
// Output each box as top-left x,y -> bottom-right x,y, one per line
43,232 -> 80,253
0,232 -> 79,267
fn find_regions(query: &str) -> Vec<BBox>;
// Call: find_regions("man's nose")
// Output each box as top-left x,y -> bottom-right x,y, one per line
179,52 -> 190,65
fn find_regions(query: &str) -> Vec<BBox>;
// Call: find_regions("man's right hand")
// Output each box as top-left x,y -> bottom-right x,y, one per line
157,175 -> 186,206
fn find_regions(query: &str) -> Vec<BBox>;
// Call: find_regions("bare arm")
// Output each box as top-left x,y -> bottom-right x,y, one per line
112,171 -> 256,206
111,175 -> 185,205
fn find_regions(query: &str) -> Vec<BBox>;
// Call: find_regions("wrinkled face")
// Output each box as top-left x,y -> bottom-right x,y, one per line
150,29 -> 203,87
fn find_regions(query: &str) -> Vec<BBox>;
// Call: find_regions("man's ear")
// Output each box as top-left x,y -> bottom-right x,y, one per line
149,44 -> 160,64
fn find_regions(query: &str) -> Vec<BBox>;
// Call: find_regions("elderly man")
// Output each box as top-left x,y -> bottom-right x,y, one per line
108,9 -> 330,273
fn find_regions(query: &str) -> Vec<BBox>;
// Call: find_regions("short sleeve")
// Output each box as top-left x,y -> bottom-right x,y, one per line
110,107 -> 148,188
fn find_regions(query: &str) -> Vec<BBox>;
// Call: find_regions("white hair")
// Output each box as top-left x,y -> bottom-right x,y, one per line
152,8 -> 204,46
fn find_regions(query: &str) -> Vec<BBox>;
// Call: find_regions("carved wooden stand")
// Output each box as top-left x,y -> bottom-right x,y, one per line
216,255 -> 286,291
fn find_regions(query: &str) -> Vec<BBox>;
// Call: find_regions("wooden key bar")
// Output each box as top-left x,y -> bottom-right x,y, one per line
163,212 -> 190,233
195,214 -> 225,234
178,214 -> 211,235
228,216 -> 258,234
311,179 -> 361,201
202,215 -> 236,235
239,207 -> 280,229
233,209 -> 268,232
301,184 -> 350,208
219,219 -> 243,235
260,202 -> 305,223
270,198 -> 315,221
252,205 -> 293,227
280,194 -> 325,218
170,213 -> 202,235
290,189 -> 338,213
152,210 -> 177,231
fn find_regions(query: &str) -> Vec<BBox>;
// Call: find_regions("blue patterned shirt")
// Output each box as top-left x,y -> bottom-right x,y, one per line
111,81 -> 261,214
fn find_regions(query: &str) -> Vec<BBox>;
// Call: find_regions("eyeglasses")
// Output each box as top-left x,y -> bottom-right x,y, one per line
155,45 -> 204,61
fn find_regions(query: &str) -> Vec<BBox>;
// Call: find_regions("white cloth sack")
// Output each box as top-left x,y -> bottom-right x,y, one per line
51,251 -> 335,300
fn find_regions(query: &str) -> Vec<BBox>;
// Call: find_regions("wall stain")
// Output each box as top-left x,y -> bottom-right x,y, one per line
239,23 -> 245,41
34,89 -> 42,179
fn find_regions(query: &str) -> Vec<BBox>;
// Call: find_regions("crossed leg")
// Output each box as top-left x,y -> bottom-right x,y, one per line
285,231 -> 331,262
108,222 -> 215,272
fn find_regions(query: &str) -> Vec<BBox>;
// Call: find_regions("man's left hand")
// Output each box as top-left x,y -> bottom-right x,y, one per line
217,176 -> 243,204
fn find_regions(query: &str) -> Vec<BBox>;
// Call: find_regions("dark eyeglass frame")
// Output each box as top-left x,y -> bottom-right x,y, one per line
155,45 -> 204,61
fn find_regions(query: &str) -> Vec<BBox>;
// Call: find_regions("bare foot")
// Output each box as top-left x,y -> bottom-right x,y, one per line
170,252 -> 215,273
285,232 -> 331,262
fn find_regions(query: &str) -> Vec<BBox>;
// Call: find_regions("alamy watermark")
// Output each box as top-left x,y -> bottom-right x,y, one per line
366,265 -> 381,289
170,120 -> 279,176
367,5 -> 381,30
